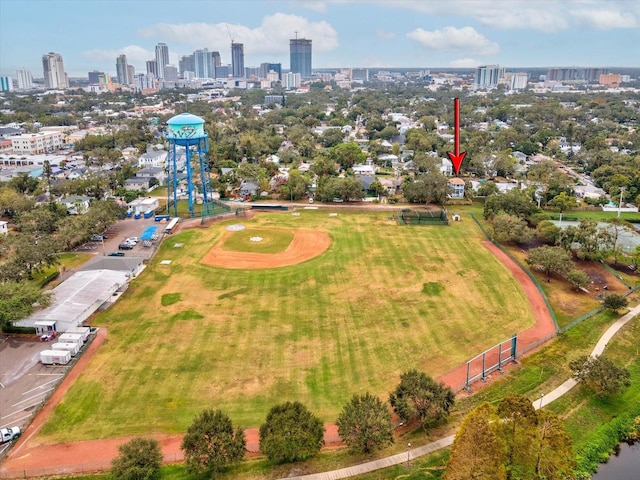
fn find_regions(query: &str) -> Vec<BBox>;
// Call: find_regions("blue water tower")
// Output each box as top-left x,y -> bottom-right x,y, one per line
165,113 -> 213,218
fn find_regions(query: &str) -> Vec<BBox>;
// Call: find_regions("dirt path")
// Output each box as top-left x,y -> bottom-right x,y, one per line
1,240 -> 557,476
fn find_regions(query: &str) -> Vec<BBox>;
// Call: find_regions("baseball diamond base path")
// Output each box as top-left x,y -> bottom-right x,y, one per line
201,229 -> 331,269
1,238 -> 557,477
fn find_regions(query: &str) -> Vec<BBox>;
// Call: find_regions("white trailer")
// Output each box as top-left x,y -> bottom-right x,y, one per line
58,333 -> 84,345
65,326 -> 91,342
40,349 -> 71,365
51,342 -> 80,356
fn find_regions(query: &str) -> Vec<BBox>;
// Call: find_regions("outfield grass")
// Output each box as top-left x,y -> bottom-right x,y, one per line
38,210 -> 535,442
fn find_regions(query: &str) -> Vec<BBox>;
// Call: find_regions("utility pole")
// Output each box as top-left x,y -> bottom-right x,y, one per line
618,187 -> 625,218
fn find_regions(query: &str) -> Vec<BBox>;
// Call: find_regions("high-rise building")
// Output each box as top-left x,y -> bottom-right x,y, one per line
215,65 -> 229,79
146,60 -> 158,77
42,52 -> 68,89
127,65 -> 135,84
193,49 -> 214,78
505,72 -> 528,91
284,72 -> 301,89
259,63 -> 282,81
88,70 -> 104,84
475,65 -> 501,88
0,77 -> 13,92
210,51 -> 221,68
155,43 -> 169,79
163,65 -> 178,82
290,38 -> 312,79
179,55 -> 195,76
116,54 -> 129,85
16,68 -> 33,89
231,42 -> 244,78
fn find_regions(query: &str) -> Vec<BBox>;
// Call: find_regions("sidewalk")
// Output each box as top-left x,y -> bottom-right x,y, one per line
282,303 -> 640,480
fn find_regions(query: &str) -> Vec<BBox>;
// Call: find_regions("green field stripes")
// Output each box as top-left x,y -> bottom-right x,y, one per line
39,210 -> 535,442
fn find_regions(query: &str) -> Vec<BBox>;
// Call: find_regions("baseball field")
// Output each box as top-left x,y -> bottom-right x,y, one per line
38,209 -> 534,442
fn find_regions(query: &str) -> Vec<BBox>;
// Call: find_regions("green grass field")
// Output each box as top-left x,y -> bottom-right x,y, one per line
39,210 -> 535,442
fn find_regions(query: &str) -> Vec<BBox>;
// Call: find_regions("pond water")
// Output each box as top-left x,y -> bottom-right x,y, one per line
592,442 -> 640,479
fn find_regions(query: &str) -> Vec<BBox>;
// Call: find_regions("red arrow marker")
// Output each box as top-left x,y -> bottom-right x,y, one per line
446,97 -> 466,176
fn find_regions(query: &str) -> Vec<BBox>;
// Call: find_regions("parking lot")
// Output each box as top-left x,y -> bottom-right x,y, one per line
73,215 -> 164,261
0,336 -> 69,456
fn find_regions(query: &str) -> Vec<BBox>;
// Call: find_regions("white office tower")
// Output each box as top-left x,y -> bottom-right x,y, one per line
16,68 -> 33,89
155,43 -> 169,79
42,52 -> 68,89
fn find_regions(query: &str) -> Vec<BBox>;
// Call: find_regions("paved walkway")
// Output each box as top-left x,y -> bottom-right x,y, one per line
282,303 -> 640,480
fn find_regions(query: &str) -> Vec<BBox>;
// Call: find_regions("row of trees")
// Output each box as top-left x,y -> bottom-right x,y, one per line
110,352 -> 631,479
108,370 -> 453,478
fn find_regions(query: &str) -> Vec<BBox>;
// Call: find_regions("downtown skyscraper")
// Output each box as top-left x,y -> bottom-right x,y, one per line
155,43 -> 169,79
42,52 -> 68,89
116,54 -> 130,85
290,38 -> 312,79
231,42 -> 244,78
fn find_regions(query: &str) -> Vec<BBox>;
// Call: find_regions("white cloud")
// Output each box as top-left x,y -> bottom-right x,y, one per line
570,8 -> 637,29
82,45 -> 154,66
449,58 -> 481,68
376,29 -> 395,39
292,0 -> 328,12
407,26 -> 499,55
136,13 -> 338,57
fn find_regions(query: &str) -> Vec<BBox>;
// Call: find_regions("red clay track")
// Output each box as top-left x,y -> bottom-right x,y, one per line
1,240 -> 557,476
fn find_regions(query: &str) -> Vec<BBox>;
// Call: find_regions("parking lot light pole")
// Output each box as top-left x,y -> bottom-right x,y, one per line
407,442 -> 411,470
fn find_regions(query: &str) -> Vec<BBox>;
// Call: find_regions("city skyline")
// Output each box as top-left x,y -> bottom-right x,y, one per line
0,0 -> 639,78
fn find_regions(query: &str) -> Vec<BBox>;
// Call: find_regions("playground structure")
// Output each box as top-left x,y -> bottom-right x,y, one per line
165,113 -> 230,219
397,208 -> 449,225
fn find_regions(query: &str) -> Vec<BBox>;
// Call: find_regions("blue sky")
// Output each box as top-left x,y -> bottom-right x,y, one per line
1,0 -> 638,78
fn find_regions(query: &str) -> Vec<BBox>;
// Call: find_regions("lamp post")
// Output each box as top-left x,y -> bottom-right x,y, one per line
539,393 -> 545,410
407,442 -> 411,470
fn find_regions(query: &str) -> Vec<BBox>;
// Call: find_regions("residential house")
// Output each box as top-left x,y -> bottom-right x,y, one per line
352,163 -> 376,175
138,148 -> 168,168
60,195 -> 91,214
240,181 -> 259,197
125,177 -> 153,191
448,178 -> 465,198
66,167 -> 88,180
355,175 -> 375,192
137,166 -> 166,185
440,158 -> 453,176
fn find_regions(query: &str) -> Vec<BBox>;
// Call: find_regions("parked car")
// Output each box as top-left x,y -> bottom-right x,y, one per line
108,252 -> 125,257
118,243 -> 134,250
90,234 -> 105,242
332,198 -> 344,203
40,332 -> 56,342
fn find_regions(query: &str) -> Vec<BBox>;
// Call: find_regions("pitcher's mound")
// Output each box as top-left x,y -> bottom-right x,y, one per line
201,229 -> 330,269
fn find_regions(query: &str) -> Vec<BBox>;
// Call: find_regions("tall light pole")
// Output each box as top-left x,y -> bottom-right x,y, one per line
539,393 -> 545,410
407,442 -> 411,470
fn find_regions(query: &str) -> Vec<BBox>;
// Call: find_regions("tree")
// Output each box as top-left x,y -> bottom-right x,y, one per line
497,394 -> 537,480
490,213 -> 533,244
536,220 -> 562,245
548,192 -> 576,214
336,393 -> 394,454
533,410 -> 576,479
525,245 -> 573,280
560,219 -> 612,261
181,409 -> 246,477
389,369 -> 455,431
569,355 -> 631,396
602,293 -> 628,313
111,437 -> 162,480
566,269 -> 591,291
329,142 -> 367,170
0,281 -> 51,330
259,401 -> 324,464
443,403 -> 506,480
483,189 -> 539,220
